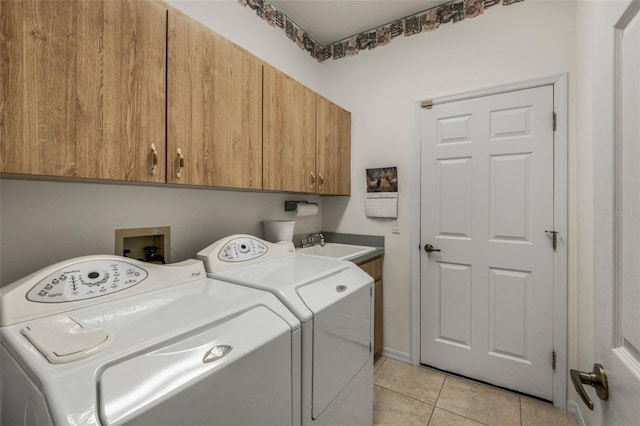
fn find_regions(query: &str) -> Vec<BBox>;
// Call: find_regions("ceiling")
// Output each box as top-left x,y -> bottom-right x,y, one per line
268,0 -> 450,45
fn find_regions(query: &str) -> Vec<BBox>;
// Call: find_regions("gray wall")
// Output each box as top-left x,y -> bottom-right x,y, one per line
0,179 -> 321,285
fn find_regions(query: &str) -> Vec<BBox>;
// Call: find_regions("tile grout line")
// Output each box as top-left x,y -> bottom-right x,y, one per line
373,383 -> 438,408
429,406 -> 493,426
519,395 -> 523,426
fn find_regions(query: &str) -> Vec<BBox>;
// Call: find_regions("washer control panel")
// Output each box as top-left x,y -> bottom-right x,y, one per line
218,237 -> 268,262
27,259 -> 148,303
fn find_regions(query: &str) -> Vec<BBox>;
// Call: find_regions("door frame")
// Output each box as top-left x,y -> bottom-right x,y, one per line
410,74 -> 568,408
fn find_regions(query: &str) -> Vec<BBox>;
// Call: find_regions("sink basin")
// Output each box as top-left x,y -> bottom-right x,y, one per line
296,243 -> 377,261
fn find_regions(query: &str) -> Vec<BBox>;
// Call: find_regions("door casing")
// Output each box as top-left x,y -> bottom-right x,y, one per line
410,74 -> 568,409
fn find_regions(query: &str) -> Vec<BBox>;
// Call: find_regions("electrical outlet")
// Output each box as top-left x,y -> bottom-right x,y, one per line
392,219 -> 400,234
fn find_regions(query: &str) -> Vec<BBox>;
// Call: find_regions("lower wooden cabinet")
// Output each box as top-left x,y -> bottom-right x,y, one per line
358,256 -> 384,356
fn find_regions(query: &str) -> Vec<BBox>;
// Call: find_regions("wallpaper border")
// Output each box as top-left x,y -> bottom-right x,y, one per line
238,0 -> 525,63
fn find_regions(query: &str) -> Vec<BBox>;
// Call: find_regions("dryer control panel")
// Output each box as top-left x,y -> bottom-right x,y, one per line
27,259 -> 148,303
198,234 -> 296,273
218,237 -> 268,262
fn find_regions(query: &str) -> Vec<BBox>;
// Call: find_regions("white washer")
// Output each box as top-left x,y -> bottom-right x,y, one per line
0,255 -> 301,426
197,235 -> 374,426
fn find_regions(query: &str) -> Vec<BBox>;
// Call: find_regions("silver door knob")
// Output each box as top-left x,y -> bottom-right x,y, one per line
424,244 -> 441,253
570,363 -> 609,410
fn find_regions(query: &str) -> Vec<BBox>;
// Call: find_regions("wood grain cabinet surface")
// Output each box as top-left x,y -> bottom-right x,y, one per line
167,8 -> 263,188
263,66 -> 317,193
1,0 -> 350,195
358,255 -> 384,356
0,0 -> 167,182
316,95 -> 351,195
263,66 -> 351,195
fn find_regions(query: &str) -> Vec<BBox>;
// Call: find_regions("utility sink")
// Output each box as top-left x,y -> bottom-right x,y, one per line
296,243 -> 377,261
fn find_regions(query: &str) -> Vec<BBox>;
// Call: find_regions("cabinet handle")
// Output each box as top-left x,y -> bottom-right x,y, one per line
319,172 -> 324,190
310,171 -> 316,189
149,144 -> 158,176
176,148 -> 184,179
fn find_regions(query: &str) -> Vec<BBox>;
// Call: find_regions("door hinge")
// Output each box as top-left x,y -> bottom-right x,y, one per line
552,112 -> 557,131
545,230 -> 558,251
369,342 -> 372,353
422,100 -> 433,109
552,350 -> 557,370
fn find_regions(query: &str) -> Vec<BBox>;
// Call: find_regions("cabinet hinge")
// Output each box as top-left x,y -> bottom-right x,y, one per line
552,350 -> 556,370
421,100 -> 433,109
552,112 -> 557,131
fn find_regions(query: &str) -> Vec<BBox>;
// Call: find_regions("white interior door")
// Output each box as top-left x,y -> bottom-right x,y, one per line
590,1 -> 640,423
420,85 -> 555,400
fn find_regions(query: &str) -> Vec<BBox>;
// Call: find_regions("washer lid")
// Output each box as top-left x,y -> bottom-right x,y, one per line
99,306 -> 293,426
210,254 -> 350,321
0,278 -> 300,426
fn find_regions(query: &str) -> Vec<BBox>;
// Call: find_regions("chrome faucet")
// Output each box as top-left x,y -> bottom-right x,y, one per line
301,232 -> 325,248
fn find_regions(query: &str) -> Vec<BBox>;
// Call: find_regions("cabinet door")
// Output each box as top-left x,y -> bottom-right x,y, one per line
374,279 -> 384,355
358,256 -> 384,356
263,66 -> 317,193
316,96 -> 351,195
167,9 -> 262,188
0,0 -> 167,182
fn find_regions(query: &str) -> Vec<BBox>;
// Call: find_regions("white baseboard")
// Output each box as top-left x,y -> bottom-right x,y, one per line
567,400 -> 585,426
381,347 -> 411,364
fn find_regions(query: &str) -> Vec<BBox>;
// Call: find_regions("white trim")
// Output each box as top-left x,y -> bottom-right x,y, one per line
427,74 -> 567,107
410,100 -> 423,366
381,347 -> 412,364
567,400 -> 586,426
411,73 -> 569,409
552,73 -> 569,410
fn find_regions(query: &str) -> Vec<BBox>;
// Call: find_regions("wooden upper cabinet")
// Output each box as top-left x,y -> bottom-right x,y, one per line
167,9 -> 263,188
0,0 -> 167,182
263,66 -> 317,193
316,96 -> 351,195
263,66 -> 350,195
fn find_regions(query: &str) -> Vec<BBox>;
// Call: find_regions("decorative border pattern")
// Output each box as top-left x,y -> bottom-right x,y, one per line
238,0 -> 524,62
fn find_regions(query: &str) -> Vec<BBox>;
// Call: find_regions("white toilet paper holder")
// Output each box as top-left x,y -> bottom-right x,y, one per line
284,201 -> 318,212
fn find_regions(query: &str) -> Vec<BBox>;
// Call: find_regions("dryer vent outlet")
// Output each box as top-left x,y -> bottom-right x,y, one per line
115,226 -> 170,264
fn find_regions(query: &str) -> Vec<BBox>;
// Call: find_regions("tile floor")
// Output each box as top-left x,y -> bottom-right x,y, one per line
373,357 -> 578,426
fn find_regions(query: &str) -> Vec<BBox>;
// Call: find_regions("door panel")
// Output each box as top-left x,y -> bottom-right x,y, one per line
592,1 -> 640,423
489,268 -> 530,360
490,154 -> 531,241
437,262 -> 471,347
437,158 -> 472,238
421,86 -> 554,399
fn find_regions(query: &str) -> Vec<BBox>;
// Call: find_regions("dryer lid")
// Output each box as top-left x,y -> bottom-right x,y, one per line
210,254 -> 350,321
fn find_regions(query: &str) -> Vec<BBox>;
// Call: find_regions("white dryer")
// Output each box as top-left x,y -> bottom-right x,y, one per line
0,255 -> 301,426
197,235 -> 374,426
